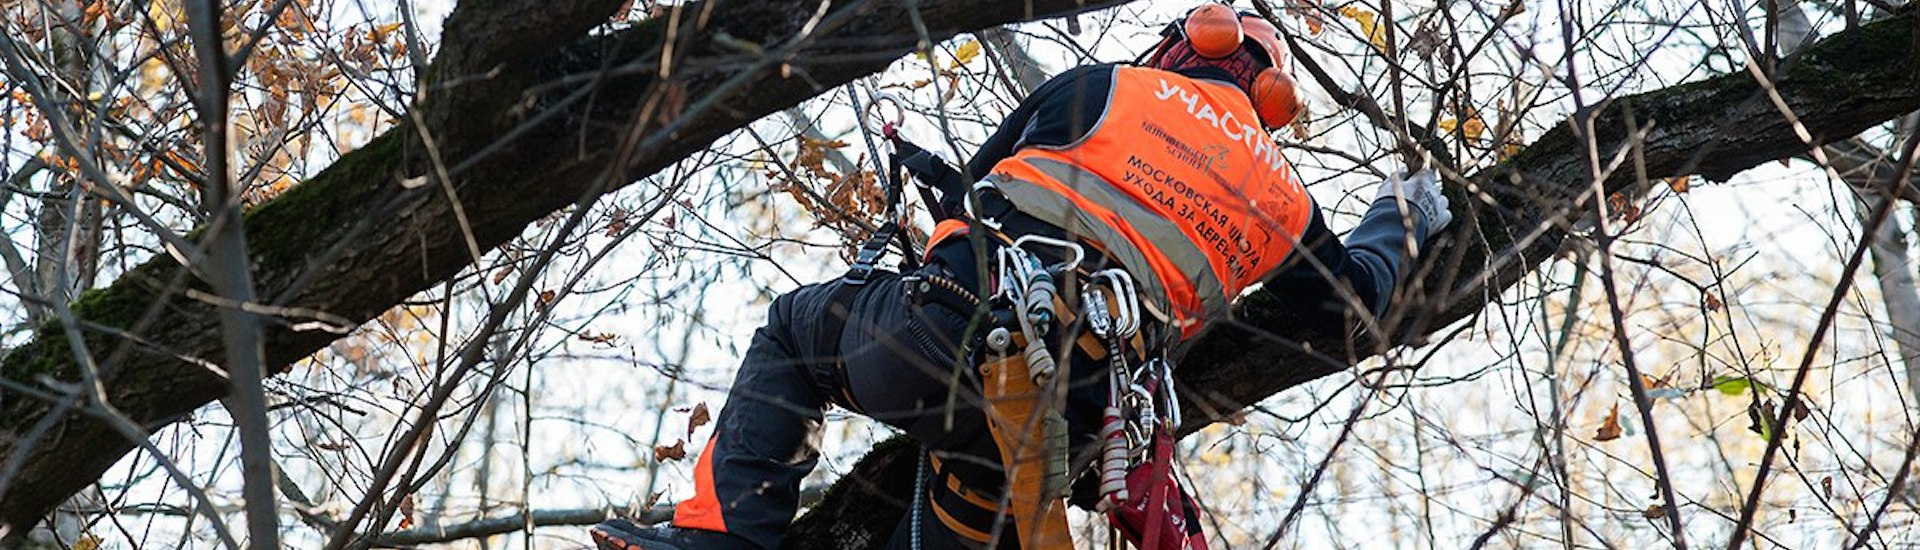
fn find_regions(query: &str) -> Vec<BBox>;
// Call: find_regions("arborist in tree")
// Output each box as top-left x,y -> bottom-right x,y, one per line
591,3 -> 1451,549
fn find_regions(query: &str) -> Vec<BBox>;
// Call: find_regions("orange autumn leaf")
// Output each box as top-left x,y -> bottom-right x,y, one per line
398,493 -> 416,529
1667,175 -> 1691,193
1594,403 -> 1623,441
1437,115 -> 1486,140
1337,6 -> 1387,51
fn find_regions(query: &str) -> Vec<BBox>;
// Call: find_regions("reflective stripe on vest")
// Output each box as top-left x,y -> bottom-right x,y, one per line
988,161 -> 1224,319
988,66 -> 1314,333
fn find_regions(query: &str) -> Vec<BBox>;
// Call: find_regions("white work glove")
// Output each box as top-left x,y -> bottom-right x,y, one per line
1372,169 -> 1453,234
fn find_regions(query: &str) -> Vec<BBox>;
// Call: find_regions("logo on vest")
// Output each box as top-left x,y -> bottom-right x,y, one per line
1199,144 -> 1230,173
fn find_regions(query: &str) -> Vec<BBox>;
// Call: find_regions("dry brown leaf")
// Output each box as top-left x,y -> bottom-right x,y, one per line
608,208 -> 631,236
275,4 -> 311,36
654,440 -> 688,462
1289,104 -> 1313,140
1500,141 -> 1525,160
368,22 -> 405,44
1224,410 -> 1250,426
1336,6 -> 1387,51
1747,399 -> 1779,439
398,493 -> 416,529
1607,191 -> 1643,224
1641,374 -> 1666,389
688,402 -> 712,436
1594,403 -> 1623,441
1498,0 -> 1526,20
1704,292 -> 1724,311
82,0 -> 110,26
1641,504 -> 1665,519
950,39 -> 982,67
1667,175 -> 1691,193
1299,10 -> 1326,35
1407,21 -> 1442,61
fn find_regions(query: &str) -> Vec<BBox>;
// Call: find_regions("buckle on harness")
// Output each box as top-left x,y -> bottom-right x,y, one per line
846,221 -> 901,286
846,243 -> 884,285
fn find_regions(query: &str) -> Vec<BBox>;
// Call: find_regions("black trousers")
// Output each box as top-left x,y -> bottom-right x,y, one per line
670,258 -> 1109,550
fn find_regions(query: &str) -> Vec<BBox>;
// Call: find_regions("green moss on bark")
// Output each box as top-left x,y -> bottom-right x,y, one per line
244,129 -> 408,271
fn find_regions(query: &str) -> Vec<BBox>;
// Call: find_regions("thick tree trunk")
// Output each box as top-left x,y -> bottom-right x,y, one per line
0,1 -> 1914,548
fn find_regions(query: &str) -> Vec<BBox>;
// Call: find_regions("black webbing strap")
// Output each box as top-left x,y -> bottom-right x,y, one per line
893,137 -> 966,222
809,124 -> 926,405
811,281 -> 863,411
810,220 -> 899,406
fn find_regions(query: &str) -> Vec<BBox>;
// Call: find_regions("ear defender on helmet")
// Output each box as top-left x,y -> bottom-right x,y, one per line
1239,16 -> 1304,128
1251,67 -> 1303,128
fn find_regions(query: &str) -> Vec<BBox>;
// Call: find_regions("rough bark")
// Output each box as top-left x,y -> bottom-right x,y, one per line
0,0 -> 1124,538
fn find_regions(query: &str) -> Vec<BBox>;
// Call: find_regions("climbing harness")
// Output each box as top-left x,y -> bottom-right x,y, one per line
828,80 -> 1208,549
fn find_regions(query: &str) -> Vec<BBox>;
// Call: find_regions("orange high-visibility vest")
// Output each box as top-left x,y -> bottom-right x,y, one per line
985,66 -> 1314,337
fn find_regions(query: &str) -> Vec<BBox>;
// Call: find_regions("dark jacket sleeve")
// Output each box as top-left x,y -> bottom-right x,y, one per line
965,64 -> 1117,179
1262,198 -> 1430,326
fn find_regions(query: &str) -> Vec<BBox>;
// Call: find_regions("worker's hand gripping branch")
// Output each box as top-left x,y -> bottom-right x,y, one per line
1373,169 -> 1454,236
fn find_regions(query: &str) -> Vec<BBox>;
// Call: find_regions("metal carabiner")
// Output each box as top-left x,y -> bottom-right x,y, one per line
1090,269 -> 1140,339
860,90 -> 907,139
1009,234 -> 1085,273
962,179 -> 1007,231
1152,358 -> 1183,429
1083,285 -> 1114,338
995,245 -> 1040,303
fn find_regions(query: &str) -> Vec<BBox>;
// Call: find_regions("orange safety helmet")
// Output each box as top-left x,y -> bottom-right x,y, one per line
1147,3 -> 1304,128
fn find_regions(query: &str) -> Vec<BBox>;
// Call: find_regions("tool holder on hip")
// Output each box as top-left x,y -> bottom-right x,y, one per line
977,235 -> 1084,550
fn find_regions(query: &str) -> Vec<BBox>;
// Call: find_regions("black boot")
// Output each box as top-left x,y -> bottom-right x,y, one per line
589,518 -> 757,550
